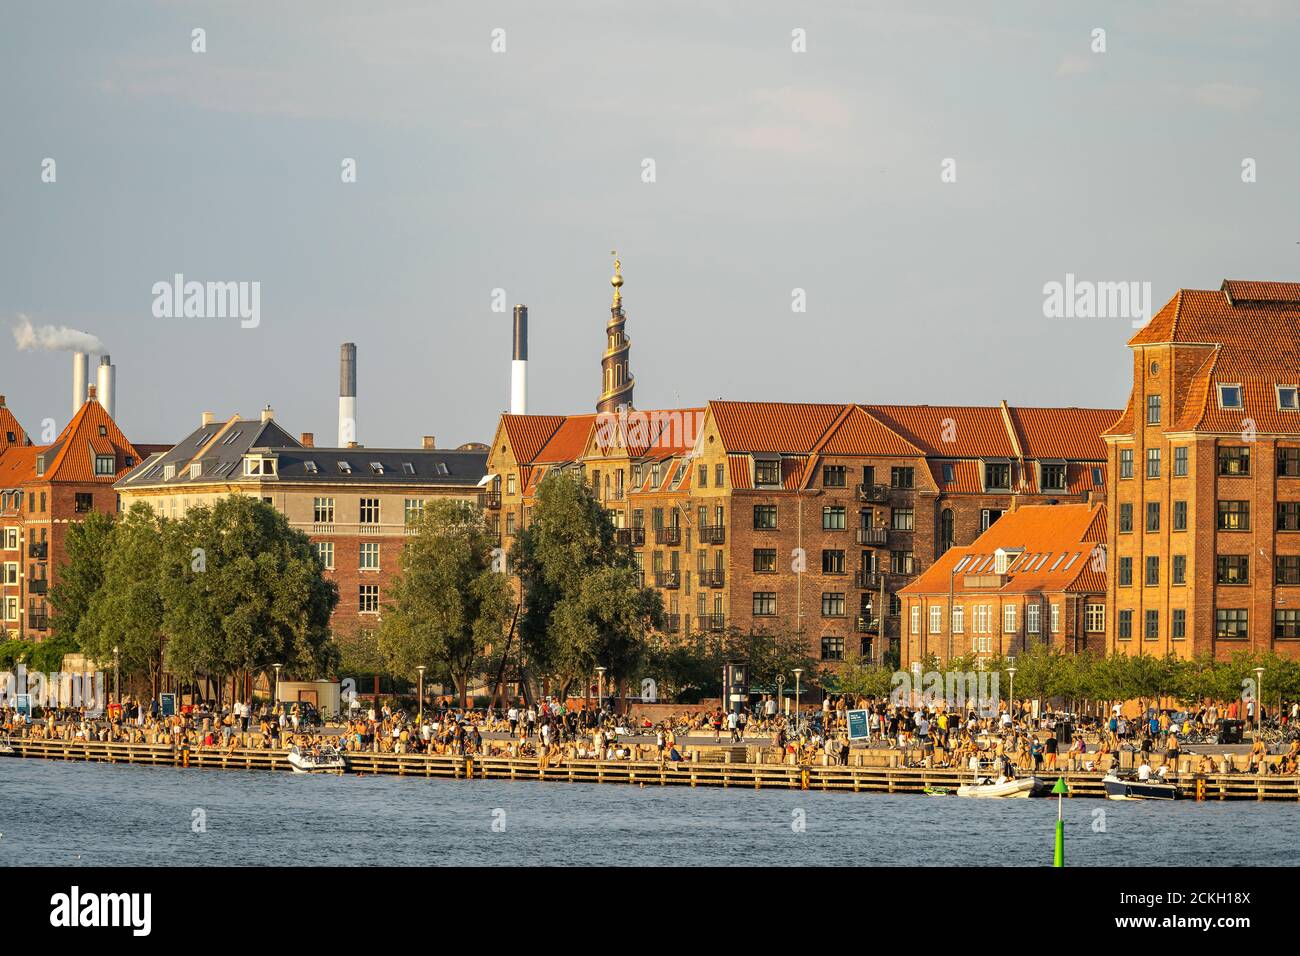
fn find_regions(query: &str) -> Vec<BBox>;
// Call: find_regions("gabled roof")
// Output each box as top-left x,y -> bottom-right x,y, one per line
118,417 -> 300,487
709,401 -> 847,453
500,415 -> 567,465
0,399 -> 28,451
30,399 -> 139,483
0,444 -> 39,489
900,503 -> 1107,597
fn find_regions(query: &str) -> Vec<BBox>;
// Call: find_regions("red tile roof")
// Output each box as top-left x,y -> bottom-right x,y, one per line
0,402 -> 27,451
500,415 -> 567,465
0,445 -> 38,488
901,503 -> 1107,597
30,399 -> 139,483
710,401 -> 848,453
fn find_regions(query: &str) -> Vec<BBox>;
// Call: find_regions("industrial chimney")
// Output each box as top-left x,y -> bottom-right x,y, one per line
96,355 -> 116,419
72,352 -> 89,417
511,305 -> 528,415
339,343 -> 357,447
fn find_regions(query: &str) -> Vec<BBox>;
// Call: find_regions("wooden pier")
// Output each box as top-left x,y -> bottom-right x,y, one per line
8,737 -> 1300,801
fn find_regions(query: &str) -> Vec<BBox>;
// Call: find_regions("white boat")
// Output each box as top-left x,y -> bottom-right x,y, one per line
956,775 -> 1043,798
287,744 -> 346,774
0,733 -> 13,755
1102,772 -> 1178,801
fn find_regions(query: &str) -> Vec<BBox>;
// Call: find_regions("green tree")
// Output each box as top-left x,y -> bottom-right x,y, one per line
77,504 -> 170,697
514,470 -> 662,700
377,498 -> 513,706
163,495 -> 338,701
48,510 -> 115,642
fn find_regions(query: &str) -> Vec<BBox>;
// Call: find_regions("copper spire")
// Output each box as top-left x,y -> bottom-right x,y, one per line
598,251 -> 634,413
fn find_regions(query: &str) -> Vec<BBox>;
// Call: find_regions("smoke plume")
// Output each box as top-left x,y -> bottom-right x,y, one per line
12,314 -> 105,353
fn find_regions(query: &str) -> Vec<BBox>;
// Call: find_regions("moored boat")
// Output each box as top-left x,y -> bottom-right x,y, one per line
956,775 -> 1043,798
1102,772 -> 1178,801
287,744 -> 346,774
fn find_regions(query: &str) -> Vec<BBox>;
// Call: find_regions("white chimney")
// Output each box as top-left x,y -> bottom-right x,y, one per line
511,305 -> 528,415
96,355 -> 116,419
339,342 -> 357,447
72,352 -> 89,417
201,411 -> 215,427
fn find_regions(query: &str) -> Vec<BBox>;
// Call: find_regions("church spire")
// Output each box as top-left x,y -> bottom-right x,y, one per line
598,252 -> 634,413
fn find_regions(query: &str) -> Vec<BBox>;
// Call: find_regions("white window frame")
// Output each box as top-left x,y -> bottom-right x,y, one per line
951,604 -> 964,634
1085,603 -> 1106,633
3,595 -> 17,621
929,605 -> 942,634
1027,603 -> 1041,634
359,584 -> 380,614
1051,603 -> 1061,634
359,541 -> 380,571
313,541 -> 334,570
1278,385 -> 1299,411
1003,604 -> 1017,634
3,528 -> 17,550
910,605 -> 920,635
1217,384 -> 1243,409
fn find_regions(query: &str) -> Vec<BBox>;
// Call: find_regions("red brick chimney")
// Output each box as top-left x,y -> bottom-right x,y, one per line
301,432 -> 315,447
422,436 -> 436,449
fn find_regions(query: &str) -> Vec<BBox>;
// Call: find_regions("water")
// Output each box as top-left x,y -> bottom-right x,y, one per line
3,759 -> 1296,866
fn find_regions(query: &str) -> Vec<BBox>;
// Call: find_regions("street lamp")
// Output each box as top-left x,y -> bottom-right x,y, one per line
112,645 -> 119,705
416,665 -> 426,723
595,666 -> 606,711
1006,662 -> 1017,722
776,673 -> 786,719
1254,666 -> 1265,735
793,668 -> 804,732
272,663 -> 282,709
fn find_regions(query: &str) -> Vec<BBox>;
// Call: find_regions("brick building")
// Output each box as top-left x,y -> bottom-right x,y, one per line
898,502 -> 1108,666
0,390 -> 143,639
115,409 -> 488,636
1104,279 -> 1300,661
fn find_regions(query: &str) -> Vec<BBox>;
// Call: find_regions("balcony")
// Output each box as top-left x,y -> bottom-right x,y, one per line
700,525 -> 726,545
655,526 -> 682,546
663,613 -> 681,634
477,491 -> 501,510
854,569 -> 884,590
889,557 -> 918,577
702,568 -> 726,588
615,527 -> 646,547
857,483 -> 894,503
28,579 -> 48,595
856,527 -> 889,546
702,613 -> 726,633
28,541 -> 47,559
856,613 -> 880,633
654,570 -> 681,589
609,488 -> 625,502
28,614 -> 48,631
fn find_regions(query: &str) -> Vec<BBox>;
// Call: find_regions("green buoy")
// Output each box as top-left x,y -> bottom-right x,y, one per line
1052,777 -> 1068,867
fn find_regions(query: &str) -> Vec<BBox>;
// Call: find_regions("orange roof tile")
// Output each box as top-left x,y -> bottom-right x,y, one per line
31,400 -> 139,483
710,401 -> 847,453
533,415 -> 596,464
0,402 -> 27,451
1006,406 -> 1119,460
818,405 -> 924,457
0,445 -> 38,488
501,415 -> 567,465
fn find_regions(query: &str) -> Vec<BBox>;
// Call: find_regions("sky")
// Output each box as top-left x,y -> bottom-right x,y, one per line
2,0 -> 1298,449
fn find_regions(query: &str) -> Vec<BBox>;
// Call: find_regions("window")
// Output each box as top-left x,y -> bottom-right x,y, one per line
1278,386 -> 1299,410
1050,603 -> 1060,633
890,467 -> 914,489
820,636 -> 845,661
1144,609 -> 1159,641
1217,500 -> 1250,531
314,497 -> 335,523
74,493 -> 93,513
1279,448 -> 1300,477
3,528 -> 15,549
1276,555 -> 1300,585
1172,555 -> 1186,585
823,464 -> 846,488
1146,394 -> 1161,425
1174,446 -> 1188,476
1145,556 -> 1159,586
1118,609 -> 1133,640
1275,610 -> 1300,639
1003,605 -> 1017,634
753,548 -> 776,573
404,498 -> 425,527
1216,554 -> 1248,585
821,549 -> 845,574
980,509 -> 1003,532
984,462 -> 1011,490
752,592 -> 777,616
94,454 -> 115,476
1119,449 -> 1133,479
1278,502 -> 1300,531
753,505 -> 777,530
929,606 -> 942,634
1216,608 -> 1248,640
1172,609 -> 1186,640
1146,448 -> 1161,478
697,464 -> 707,488
890,550 -> 914,574
360,542 -> 380,570
402,462 -> 415,475
2,562 -> 16,585
368,462 -> 384,476
1118,503 -> 1132,533
359,584 -> 380,613
505,513 -> 516,535
1218,447 -> 1250,476
939,509 -> 955,553
951,605 -> 964,633
1217,384 -> 1243,409
890,508 -> 913,531
1092,466 -> 1104,487
1146,502 -> 1160,532
1173,500 -> 1187,531
821,593 -> 846,617
910,606 -> 920,635
1042,463 -> 1066,491
337,461 -> 352,474
754,458 -> 782,486
359,498 -> 380,524
1027,603 -> 1040,634
1086,603 -> 1105,633
941,463 -> 956,484
313,541 -> 335,570
716,463 -> 725,487
303,461 -> 318,474
1118,556 -> 1133,586
822,506 -> 846,531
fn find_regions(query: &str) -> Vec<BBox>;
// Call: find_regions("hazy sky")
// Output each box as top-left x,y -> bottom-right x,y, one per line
3,0 -> 1297,449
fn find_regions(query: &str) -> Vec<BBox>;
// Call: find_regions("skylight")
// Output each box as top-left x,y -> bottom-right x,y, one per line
304,461 -> 318,474
402,462 -> 415,475
369,462 -> 384,475
338,461 -> 352,474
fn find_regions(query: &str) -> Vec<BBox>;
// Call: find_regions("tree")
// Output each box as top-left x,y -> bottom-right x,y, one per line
48,510 -> 115,642
514,470 -> 662,701
77,504 -> 169,698
162,495 -> 338,701
377,498 -> 512,706
833,654 -> 895,700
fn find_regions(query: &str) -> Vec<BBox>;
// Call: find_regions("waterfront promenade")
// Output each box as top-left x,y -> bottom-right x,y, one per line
10,736 -> 1300,802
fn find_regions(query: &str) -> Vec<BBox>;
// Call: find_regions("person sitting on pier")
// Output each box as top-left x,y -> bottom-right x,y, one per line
1248,738 -> 1267,774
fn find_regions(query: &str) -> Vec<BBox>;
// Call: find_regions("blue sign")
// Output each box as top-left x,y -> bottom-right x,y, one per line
160,693 -> 176,717
15,693 -> 31,717
847,709 -> 870,740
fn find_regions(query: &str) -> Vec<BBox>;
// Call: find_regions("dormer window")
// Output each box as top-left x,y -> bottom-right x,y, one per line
1218,384 -> 1243,409
35,455 -> 45,477
1041,462 -> 1067,491
1278,386 -> 1298,410
993,547 -> 1022,574
941,463 -> 956,484
163,464 -> 176,480
243,456 -> 277,477
189,463 -> 202,479
984,461 -> 1011,491
94,455 -> 116,476
754,456 -> 782,487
